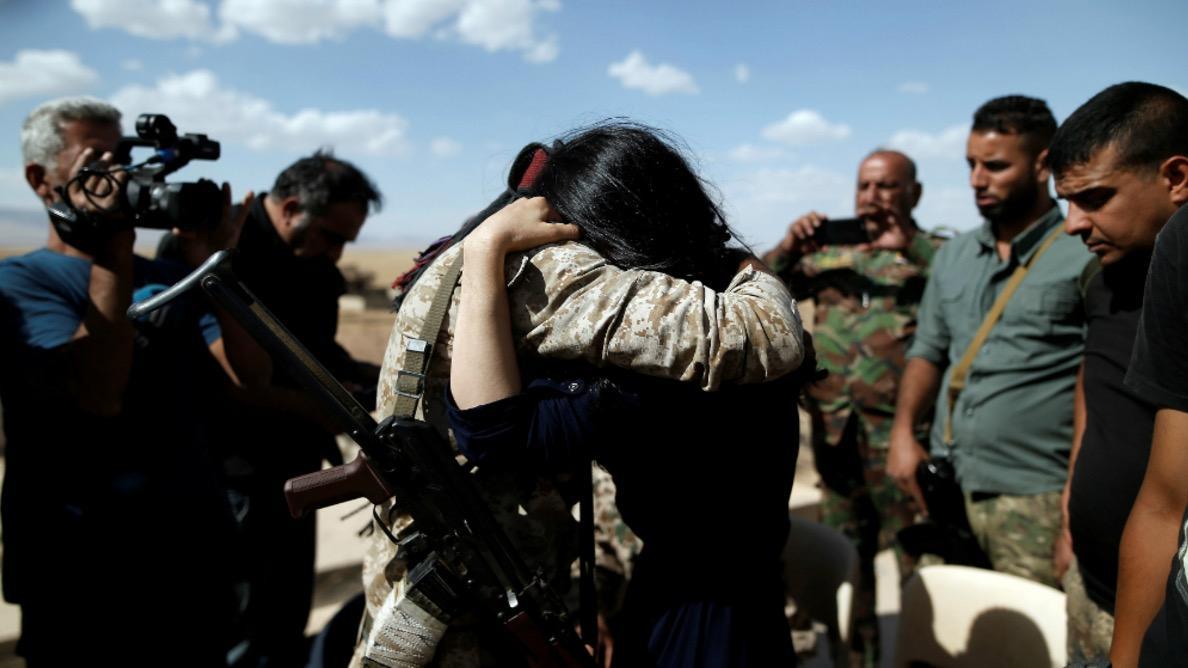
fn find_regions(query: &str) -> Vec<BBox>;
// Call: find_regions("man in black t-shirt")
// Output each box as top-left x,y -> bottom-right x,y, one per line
1126,205 -> 1188,667
1048,82 -> 1188,666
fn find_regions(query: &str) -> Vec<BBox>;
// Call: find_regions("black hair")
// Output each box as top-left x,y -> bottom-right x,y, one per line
971,95 -> 1057,153
1048,82 -> 1188,177
532,121 -> 740,290
398,123 -> 742,307
271,148 -> 383,215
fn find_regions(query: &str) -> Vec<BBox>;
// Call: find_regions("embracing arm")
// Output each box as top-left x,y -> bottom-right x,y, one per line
452,198 -> 580,409
509,243 -> 804,391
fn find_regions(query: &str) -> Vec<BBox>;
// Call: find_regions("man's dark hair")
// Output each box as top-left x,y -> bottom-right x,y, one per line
971,95 -> 1057,152
1048,82 -> 1188,177
271,149 -> 382,216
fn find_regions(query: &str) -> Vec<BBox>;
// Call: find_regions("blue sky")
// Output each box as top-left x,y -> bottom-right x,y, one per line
0,0 -> 1184,249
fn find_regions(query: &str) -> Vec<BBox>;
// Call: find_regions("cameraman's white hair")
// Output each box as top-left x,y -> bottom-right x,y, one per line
21,96 -> 121,170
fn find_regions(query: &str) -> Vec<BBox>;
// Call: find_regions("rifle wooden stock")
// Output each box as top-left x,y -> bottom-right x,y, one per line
284,454 -> 393,518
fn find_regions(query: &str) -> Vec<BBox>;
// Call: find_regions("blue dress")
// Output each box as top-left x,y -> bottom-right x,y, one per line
448,365 -> 799,667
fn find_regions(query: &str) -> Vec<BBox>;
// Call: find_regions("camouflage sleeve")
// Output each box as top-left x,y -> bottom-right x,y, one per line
506,242 -> 805,391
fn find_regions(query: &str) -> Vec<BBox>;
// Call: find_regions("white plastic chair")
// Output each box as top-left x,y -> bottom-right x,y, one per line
894,564 -> 1067,668
783,514 -> 859,667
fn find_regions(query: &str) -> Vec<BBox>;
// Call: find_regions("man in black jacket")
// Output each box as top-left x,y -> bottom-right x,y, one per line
180,150 -> 383,667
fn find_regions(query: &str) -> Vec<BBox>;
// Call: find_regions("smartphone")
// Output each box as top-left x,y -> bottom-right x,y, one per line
812,217 -> 870,246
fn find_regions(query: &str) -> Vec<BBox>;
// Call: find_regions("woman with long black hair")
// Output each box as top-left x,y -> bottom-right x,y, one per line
448,122 -> 807,666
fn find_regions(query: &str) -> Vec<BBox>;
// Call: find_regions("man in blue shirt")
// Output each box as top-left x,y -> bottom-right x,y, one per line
0,96 -> 261,665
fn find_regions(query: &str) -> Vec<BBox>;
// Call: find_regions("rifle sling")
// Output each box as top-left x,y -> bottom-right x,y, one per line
382,246 -> 599,652
392,251 -> 463,420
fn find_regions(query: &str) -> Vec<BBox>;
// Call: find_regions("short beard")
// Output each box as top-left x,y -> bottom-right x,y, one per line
979,178 -> 1040,225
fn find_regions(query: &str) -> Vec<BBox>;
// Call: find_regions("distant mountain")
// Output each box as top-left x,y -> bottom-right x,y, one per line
1,205 -> 432,253
0,206 -> 167,254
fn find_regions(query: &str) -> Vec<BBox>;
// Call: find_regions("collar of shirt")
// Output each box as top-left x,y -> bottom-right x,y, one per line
973,206 -> 1064,266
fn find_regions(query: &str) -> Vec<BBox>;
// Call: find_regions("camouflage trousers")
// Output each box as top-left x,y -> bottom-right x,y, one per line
816,416 -> 917,668
963,490 -> 1062,589
1063,557 -> 1114,665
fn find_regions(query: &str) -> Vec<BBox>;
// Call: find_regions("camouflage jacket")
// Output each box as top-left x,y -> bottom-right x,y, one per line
352,241 -> 804,667
768,232 -> 943,450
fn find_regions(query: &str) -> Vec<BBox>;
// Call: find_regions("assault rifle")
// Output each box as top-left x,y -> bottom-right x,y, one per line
128,250 -> 592,667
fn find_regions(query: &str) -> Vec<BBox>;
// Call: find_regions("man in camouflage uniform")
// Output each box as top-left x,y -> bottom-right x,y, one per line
764,149 -> 940,667
351,236 -> 806,666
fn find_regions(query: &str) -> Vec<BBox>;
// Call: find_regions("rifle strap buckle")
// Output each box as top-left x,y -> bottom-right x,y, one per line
395,338 -> 431,400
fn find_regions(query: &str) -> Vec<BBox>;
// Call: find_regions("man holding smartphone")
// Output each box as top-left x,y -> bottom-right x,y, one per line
764,149 -> 941,665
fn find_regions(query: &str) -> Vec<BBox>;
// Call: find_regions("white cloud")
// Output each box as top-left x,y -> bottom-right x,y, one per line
727,143 -> 784,163
886,123 -> 967,159
734,63 -> 750,84
521,34 -> 559,63
71,0 -> 236,42
732,166 -> 850,204
122,58 -> 143,71
608,51 -> 699,96
453,0 -> 560,62
110,70 -> 410,156
219,0 -> 380,44
719,165 -> 851,246
760,110 -> 851,146
382,0 -> 462,37
0,50 -> 100,107
72,0 -> 560,62
430,136 -> 462,157
912,185 -> 979,232
898,81 -> 929,94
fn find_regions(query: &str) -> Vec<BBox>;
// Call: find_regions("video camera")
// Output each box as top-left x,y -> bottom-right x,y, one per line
49,113 -> 223,250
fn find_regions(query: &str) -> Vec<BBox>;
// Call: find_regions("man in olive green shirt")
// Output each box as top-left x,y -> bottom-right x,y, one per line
889,95 -> 1092,588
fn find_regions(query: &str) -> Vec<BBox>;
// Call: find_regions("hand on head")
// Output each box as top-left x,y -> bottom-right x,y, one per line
467,196 -> 581,256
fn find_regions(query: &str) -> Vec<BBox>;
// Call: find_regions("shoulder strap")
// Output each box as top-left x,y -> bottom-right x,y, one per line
391,253 -> 464,420
943,223 -> 1064,445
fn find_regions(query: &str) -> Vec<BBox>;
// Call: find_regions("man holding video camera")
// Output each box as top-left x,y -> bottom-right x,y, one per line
0,97 -> 260,664
763,149 -> 941,665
